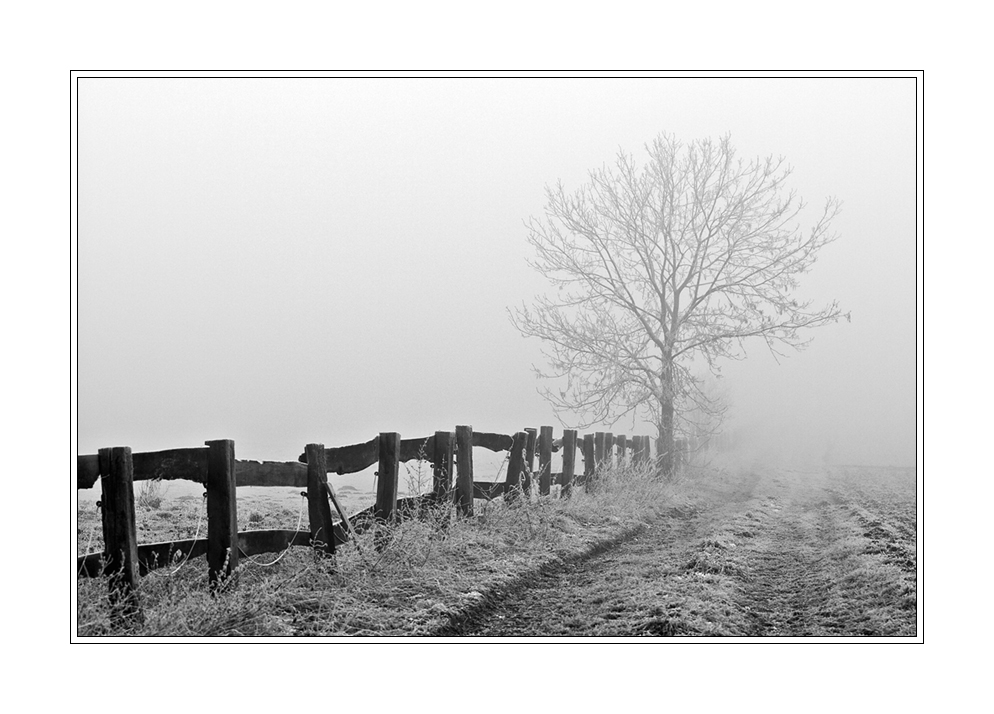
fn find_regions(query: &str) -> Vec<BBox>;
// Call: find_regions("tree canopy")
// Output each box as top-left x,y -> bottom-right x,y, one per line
510,133 -> 846,474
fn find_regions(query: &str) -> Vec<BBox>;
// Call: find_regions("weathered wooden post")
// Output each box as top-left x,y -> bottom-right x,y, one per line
539,425 -> 553,496
582,434 -> 595,489
605,433 -> 614,471
643,435 -> 653,467
206,439 -> 238,592
375,433 -> 400,522
505,431 -> 528,503
616,435 -> 627,465
561,429 -> 577,498
98,446 -> 142,623
305,443 -> 336,555
523,428 -> 538,497
455,425 -> 474,516
632,435 -> 643,467
432,430 -> 454,500
594,432 -> 605,473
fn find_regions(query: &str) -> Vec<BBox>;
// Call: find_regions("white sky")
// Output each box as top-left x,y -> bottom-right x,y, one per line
76,77 -> 917,467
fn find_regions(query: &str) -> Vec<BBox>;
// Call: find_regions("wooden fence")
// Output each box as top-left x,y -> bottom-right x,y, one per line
77,425 -> 680,622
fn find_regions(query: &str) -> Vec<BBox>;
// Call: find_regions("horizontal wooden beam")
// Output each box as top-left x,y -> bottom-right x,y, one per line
238,527 -> 350,555
297,435 -> 439,473
78,431 -> 537,490
77,455 -> 99,489
399,436 -> 435,463
77,551 -> 107,578
77,448 -> 210,490
472,432 -> 513,452
77,537 -> 210,578
134,448 -> 209,483
297,437 -> 377,474
77,525 -> 352,578
235,460 -> 308,487
79,453 -> 317,490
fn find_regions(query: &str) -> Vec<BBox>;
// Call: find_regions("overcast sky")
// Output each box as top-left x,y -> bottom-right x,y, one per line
76,77 -> 916,469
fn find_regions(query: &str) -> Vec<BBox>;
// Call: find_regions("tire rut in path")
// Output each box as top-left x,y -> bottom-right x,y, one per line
733,500 -> 845,636
713,467 -> 917,637
437,503 -> 718,637
438,466 -> 917,637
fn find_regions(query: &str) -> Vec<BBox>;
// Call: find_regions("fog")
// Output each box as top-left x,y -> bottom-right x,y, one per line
75,77 -> 917,474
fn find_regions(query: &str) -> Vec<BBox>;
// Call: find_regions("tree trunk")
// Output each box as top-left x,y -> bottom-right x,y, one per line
659,357 -> 675,479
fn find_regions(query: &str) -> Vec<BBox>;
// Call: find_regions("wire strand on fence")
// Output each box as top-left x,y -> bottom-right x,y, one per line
494,451 -> 510,481
169,492 -> 206,575
240,492 -> 306,567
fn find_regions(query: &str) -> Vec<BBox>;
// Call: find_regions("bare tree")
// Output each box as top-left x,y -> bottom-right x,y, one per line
510,134 -> 847,477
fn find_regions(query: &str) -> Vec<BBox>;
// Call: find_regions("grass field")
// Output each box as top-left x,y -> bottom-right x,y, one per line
75,461 -> 917,638
75,463 -> 681,636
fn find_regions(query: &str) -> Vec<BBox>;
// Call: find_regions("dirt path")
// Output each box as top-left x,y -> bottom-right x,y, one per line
440,465 -> 917,637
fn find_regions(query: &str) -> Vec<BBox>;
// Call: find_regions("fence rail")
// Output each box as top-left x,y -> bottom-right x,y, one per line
77,452 -> 309,490
77,425 -> 684,622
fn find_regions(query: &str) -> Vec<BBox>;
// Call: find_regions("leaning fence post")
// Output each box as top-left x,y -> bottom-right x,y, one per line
305,443 -> 336,555
539,425 -> 553,496
561,429 -> 577,498
206,439 -> 239,592
523,428 -> 538,497
455,425 -> 474,516
432,430 -> 455,500
98,446 -> 142,624
375,433 -> 400,523
505,431 -> 528,503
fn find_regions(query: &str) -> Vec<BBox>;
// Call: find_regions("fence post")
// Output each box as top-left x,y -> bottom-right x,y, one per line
539,425 -> 553,496
523,428 -> 538,497
432,430 -> 454,500
605,433 -> 614,470
582,434 -> 595,489
455,425 -> 474,517
206,439 -> 238,592
505,431 -> 528,503
594,432 -> 605,474
632,435 -> 643,467
643,435 -> 653,467
561,429 -> 577,498
616,435 -> 627,465
305,443 -> 336,555
375,433 -> 400,523
98,446 -> 142,624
